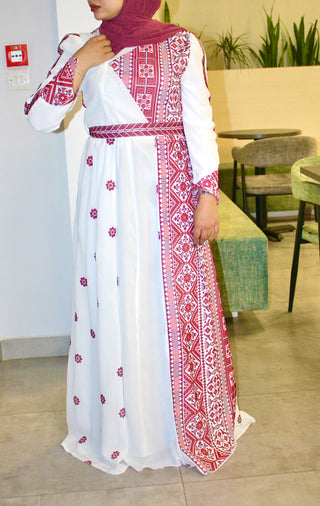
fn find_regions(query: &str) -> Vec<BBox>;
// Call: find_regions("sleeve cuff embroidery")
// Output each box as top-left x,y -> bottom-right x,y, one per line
194,172 -> 220,204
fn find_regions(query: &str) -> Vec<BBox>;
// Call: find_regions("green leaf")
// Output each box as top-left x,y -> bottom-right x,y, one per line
164,1 -> 171,24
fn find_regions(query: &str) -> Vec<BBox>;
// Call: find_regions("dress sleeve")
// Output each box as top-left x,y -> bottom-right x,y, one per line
181,33 -> 220,203
24,35 -> 81,133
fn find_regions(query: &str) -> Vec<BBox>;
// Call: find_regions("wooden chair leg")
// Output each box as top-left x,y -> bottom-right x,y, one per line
288,201 -> 305,312
232,160 -> 238,202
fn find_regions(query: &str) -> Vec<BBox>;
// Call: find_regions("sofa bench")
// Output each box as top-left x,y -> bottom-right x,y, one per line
210,191 -> 269,314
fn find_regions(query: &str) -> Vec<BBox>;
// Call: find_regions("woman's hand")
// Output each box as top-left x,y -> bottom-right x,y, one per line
72,35 -> 114,91
193,192 -> 219,246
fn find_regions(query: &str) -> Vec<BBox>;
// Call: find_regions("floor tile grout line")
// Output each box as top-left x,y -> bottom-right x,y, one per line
237,387 -> 320,398
179,467 -> 189,506
0,481 -> 188,502
180,467 -> 320,485
0,408 -> 66,418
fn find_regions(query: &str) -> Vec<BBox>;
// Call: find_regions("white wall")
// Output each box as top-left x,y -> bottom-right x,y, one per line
0,0 -> 72,340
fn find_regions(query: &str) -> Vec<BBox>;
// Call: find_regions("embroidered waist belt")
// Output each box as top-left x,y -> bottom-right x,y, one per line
89,121 -> 184,139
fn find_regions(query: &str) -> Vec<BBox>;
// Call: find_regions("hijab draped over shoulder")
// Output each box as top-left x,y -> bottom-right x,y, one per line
99,0 -> 184,54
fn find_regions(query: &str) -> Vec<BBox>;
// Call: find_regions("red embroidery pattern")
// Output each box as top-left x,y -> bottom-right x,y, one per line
89,121 -> 184,139
100,394 -> 106,404
75,354 -> 82,364
119,408 -> 126,418
140,33 -> 236,475
196,172 -> 220,204
87,156 -> 93,166
117,367 -> 123,377
108,227 -> 117,238
111,451 -> 120,460
90,329 -> 96,339
80,277 -> 87,287
157,133 -> 236,474
110,33 -> 189,122
79,436 -> 87,444
73,396 -> 80,405
24,57 -> 76,115
90,208 -> 98,219
106,180 -> 116,191
74,312 -> 78,321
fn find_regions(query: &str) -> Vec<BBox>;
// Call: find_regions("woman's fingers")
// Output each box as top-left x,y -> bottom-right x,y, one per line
193,225 -> 215,246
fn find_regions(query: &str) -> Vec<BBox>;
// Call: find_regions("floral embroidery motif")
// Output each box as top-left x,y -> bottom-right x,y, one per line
117,367 -> 123,377
90,329 -> 96,339
137,93 -> 152,110
75,354 -> 82,364
100,394 -> 106,404
74,312 -> 78,322
139,63 -> 155,78
111,451 -> 120,460
90,208 -> 98,219
106,138 -> 115,145
87,156 -> 93,166
80,277 -> 88,287
84,460 -> 92,465
108,227 -> 117,238
119,408 -> 126,418
106,180 -> 116,191
73,396 -> 80,405
237,415 -> 242,424
79,436 -> 87,444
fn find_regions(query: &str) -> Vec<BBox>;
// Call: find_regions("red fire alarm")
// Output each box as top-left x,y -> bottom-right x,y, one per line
5,44 -> 29,67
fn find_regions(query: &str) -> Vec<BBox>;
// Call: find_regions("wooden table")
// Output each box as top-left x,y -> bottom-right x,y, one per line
300,165 -> 320,183
218,128 -> 301,140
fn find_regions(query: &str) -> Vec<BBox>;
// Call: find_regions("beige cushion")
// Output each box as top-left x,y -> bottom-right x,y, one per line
236,174 -> 292,195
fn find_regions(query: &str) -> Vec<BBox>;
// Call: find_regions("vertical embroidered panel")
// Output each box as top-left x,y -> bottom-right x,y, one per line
111,32 -> 237,474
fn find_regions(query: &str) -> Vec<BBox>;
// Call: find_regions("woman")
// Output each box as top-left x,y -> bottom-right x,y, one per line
25,0 -> 253,475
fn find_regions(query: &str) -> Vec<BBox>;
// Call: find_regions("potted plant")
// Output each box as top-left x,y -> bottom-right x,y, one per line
286,16 -> 320,66
210,29 -> 252,69
250,7 -> 287,67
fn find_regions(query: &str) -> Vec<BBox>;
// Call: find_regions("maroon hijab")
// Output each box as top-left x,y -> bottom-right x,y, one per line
99,0 -> 184,55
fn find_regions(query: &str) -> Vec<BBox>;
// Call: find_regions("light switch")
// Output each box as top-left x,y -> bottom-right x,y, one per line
7,68 -> 30,90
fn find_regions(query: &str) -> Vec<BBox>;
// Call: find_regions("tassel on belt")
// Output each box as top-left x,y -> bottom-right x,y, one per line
89,121 -> 184,140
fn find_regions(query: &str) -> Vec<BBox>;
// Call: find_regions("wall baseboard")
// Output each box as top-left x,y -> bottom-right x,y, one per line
0,335 -> 70,361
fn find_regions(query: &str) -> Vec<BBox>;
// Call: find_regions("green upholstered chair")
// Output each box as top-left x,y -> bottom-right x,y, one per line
288,156 -> 320,312
232,136 -> 317,241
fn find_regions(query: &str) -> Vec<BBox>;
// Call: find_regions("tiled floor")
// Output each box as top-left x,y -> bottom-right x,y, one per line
0,228 -> 319,505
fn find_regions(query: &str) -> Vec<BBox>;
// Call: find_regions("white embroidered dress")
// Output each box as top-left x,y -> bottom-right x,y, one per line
25,31 -> 253,475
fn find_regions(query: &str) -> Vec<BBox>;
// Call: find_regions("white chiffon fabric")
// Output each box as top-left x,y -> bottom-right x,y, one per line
26,32 -> 254,475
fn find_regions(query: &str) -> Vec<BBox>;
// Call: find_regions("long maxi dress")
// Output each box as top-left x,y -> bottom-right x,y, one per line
25,30 -> 253,475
